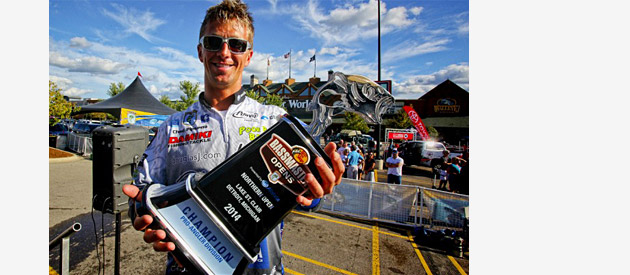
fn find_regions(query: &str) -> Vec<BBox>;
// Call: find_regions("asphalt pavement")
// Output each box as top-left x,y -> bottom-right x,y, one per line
49,155 -> 468,275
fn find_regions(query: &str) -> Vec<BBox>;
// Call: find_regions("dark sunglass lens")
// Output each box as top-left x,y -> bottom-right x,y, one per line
204,36 -> 222,50
228,39 -> 248,53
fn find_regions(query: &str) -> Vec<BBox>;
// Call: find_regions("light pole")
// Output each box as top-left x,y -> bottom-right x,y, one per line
376,0 -> 382,159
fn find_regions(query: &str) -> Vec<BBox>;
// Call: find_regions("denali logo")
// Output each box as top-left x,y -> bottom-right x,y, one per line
259,134 -> 310,196
232,111 -> 258,119
169,130 -> 213,144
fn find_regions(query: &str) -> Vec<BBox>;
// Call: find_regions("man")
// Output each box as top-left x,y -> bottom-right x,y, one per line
346,145 -> 364,180
363,151 -> 376,182
434,150 -> 450,190
336,139 -> 347,156
121,1 -> 344,274
385,148 -> 404,184
340,148 -> 349,178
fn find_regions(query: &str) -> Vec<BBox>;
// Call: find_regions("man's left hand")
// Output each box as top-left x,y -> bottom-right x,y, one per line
297,142 -> 344,206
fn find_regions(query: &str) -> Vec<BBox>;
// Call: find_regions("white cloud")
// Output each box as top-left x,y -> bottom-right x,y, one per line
69,37 -> 91,48
381,6 -> 414,28
101,3 -> 166,43
409,7 -> 423,16
382,39 -> 450,64
275,0 -> 418,46
49,36 -> 205,99
49,75 -> 73,89
394,63 -> 469,99
62,87 -> 91,97
49,51 -> 128,74
319,47 -> 341,55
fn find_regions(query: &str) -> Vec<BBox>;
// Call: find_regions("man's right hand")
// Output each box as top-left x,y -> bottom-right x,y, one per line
122,184 -> 176,252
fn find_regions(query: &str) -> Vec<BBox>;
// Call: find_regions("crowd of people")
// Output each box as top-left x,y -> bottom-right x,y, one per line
433,150 -> 469,194
336,138 -> 469,195
336,139 -> 376,182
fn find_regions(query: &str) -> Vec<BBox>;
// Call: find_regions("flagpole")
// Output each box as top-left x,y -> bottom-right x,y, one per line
266,58 -> 269,80
314,57 -> 316,77
289,49 -> 292,79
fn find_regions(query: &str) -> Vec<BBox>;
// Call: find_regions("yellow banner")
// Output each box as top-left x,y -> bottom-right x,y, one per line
120,108 -> 170,127
120,108 -> 156,125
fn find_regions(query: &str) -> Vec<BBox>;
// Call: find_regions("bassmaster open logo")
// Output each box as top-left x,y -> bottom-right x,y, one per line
259,134 -> 311,196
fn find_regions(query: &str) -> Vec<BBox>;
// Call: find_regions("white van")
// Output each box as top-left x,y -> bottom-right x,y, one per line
397,141 -> 447,167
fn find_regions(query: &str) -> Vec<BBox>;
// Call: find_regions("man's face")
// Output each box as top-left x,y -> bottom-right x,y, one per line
197,19 -> 253,91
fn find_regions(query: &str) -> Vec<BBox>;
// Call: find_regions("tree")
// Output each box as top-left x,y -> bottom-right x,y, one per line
49,81 -> 77,126
107,82 -> 126,97
342,112 -> 370,133
384,105 -> 439,139
245,89 -> 286,110
157,81 -> 202,111
384,107 -> 412,129
427,126 -> 439,139
159,95 -> 174,108
178,80 -> 201,109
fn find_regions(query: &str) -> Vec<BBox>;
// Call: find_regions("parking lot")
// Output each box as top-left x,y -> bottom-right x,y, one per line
50,157 -> 468,275
282,210 -> 468,275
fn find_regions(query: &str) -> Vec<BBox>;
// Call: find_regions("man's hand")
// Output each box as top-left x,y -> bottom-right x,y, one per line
122,184 -> 176,252
296,142 -> 344,206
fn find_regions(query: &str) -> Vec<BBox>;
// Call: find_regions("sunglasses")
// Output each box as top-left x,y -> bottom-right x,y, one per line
199,35 -> 251,54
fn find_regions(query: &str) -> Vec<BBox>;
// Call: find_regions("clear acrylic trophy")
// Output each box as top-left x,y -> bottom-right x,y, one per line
139,72 -> 395,274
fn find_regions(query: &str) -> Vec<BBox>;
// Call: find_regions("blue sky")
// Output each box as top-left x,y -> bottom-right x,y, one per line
49,0 -> 468,100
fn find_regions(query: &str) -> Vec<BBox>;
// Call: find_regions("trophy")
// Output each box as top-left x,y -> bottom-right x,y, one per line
139,72 -> 395,274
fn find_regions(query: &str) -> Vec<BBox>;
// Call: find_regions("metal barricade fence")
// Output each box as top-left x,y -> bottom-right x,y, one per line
319,178 -> 469,230
67,132 -> 93,156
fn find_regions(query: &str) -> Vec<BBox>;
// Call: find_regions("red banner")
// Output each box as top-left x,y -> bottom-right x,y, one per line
388,132 -> 414,140
403,106 -> 430,141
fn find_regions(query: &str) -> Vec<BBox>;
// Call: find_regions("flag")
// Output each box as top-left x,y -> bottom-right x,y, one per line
283,51 -> 291,59
402,106 -> 430,141
309,54 -> 316,62
138,71 -> 143,77
267,58 -> 270,66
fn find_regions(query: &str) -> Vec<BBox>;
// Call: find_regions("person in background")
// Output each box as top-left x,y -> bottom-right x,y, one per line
447,158 -> 462,192
363,151 -> 376,182
435,150 -> 450,190
346,145 -> 364,180
385,148 -> 404,184
341,148 -> 350,178
357,145 -> 365,180
336,139 -> 346,156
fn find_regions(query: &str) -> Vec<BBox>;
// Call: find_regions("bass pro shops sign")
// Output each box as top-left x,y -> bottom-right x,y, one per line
281,99 -> 312,119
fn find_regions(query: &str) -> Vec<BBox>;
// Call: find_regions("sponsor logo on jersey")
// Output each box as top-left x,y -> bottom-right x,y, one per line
232,110 -> 258,120
238,125 -> 268,141
168,130 -> 213,147
183,110 -> 197,126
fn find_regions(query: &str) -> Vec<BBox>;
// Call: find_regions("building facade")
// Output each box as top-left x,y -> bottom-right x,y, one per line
242,73 -> 468,144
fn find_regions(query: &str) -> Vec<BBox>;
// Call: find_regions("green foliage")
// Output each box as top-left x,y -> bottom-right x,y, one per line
384,107 -> 413,129
178,80 -> 200,108
245,89 -> 286,110
427,126 -> 439,139
107,82 -> 126,97
158,81 -> 201,111
159,95 -> 173,108
342,112 -> 370,133
49,81 -> 77,126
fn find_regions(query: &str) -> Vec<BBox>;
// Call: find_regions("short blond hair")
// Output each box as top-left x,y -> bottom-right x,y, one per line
199,0 -> 254,45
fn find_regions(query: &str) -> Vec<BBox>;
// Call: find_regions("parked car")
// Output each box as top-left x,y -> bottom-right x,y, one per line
49,123 -> 70,136
397,140 -> 447,167
72,122 -> 104,135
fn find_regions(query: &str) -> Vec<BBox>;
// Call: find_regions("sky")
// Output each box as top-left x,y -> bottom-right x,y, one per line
49,0 -> 468,100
